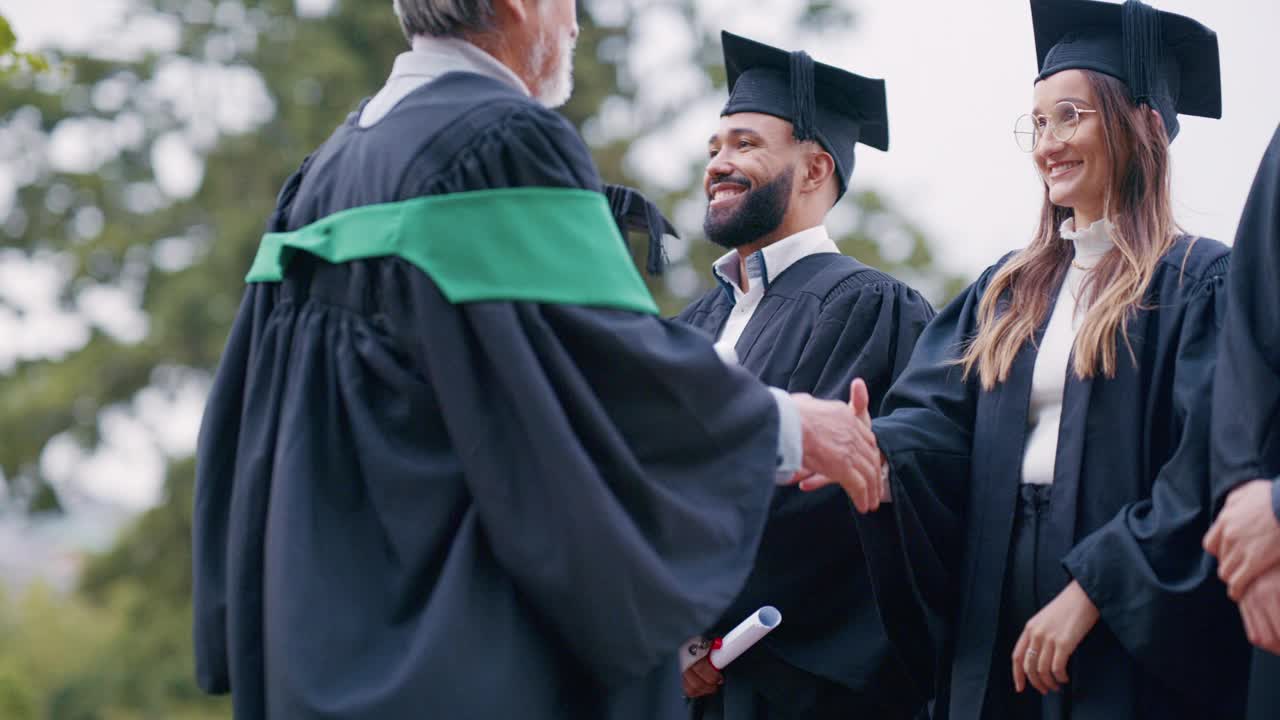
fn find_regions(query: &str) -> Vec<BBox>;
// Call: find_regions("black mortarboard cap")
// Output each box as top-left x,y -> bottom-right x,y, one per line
1031,0 -> 1221,141
720,31 -> 888,199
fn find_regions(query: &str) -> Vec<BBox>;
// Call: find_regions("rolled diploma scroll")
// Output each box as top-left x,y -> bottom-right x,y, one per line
678,606 -> 782,672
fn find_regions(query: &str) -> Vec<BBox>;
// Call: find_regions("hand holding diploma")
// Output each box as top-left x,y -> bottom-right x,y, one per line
680,607 -> 782,698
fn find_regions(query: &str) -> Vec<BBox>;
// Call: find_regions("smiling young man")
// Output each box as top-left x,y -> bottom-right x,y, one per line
676,31 -> 935,720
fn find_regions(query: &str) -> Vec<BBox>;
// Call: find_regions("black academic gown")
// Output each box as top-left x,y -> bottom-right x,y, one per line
677,255 -> 935,718
1212,124 -> 1280,720
193,73 -> 783,720
857,236 -> 1251,720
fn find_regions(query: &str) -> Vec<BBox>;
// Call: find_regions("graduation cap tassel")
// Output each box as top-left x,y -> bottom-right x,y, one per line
602,183 -> 670,276
643,203 -> 667,276
1122,0 -> 1162,109
788,50 -> 817,142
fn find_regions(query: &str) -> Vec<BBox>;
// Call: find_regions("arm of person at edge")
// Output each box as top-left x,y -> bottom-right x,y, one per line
1205,476 -> 1280,653
1204,477 -> 1280,600
1237,557 -> 1280,654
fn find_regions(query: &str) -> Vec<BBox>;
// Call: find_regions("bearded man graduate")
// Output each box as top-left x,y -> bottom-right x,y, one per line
676,32 -> 935,720
191,3 -> 874,719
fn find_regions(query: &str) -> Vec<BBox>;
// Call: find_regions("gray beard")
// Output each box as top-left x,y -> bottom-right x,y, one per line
531,30 -> 575,108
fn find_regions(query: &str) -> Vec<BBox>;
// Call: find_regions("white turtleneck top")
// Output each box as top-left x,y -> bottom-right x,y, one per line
1020,218 -> 1115,485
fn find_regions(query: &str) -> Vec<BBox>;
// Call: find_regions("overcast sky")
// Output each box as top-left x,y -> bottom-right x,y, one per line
10,0 -> 1279,277
3,0 -> 1278,511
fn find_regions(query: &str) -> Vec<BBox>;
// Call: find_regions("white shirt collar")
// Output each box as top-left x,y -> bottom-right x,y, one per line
1059,217 -> 1115,269
711,225 -> 840,299
360,35 -> 529,127
404,35 -> 529,94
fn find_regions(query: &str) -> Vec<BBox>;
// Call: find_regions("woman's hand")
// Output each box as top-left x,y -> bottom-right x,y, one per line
1012,580 -> 1100,695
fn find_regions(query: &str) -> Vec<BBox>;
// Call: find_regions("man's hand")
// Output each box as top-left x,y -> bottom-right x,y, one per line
1012,580 -> 1100,695
1239,565 -> 1280,654
1204,479 -> 1280,600
786,378 -> 883,513
681,656 -> 722,699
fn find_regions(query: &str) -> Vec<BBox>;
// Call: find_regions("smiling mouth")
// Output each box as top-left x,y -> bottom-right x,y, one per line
1048,161 -> 1083,179
708,184 -> 748,208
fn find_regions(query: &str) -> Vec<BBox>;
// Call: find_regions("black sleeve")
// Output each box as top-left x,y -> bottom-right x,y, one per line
405,293 -> 782,685
850,269 -> 995,694
192,288 -> 274,694
1212,124 -> 1280,509
1064,268 -> 1250,704
389,108 -> 784,684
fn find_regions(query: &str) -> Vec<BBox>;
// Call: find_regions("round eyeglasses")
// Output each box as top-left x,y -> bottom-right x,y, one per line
1013,101 -> 1099,152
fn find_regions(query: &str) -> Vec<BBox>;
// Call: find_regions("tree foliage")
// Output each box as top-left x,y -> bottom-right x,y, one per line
0,14 -> 49,76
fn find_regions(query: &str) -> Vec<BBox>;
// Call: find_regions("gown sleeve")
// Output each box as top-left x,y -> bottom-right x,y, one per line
408,296 -> 782,685
398,104 -> 783,684
1063,264 -> 1250,703
850,267 -> 998,693
1212,124 -> 1280,509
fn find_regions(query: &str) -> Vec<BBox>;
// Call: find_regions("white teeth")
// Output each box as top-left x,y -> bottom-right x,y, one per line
713,188 -> 743,201
1050,161 -> 1082,177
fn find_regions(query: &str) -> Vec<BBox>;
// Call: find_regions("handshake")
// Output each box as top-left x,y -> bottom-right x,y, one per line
784,378 -> 891,513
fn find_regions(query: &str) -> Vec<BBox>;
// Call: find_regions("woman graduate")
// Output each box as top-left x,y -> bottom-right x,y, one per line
795,1 -> 1251,718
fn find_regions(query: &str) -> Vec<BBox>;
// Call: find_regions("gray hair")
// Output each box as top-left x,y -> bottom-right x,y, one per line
392,0 -> 497,40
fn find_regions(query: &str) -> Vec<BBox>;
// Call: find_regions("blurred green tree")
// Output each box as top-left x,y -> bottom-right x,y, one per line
0,13 -> 49,76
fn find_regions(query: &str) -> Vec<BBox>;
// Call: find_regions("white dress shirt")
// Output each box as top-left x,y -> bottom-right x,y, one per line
1020,218 -> 1115,485
710,224 -> 841,353
359,35 -> 529,128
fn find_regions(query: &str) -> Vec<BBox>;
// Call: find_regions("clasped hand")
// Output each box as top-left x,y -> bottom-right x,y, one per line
1204,479 -> 1280,653
784,378 -> 887,513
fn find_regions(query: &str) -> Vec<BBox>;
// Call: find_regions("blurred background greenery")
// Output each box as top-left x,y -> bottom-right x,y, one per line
0,1 -> 960,716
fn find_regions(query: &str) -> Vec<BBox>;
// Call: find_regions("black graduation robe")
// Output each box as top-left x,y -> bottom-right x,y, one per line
677,255 -> 935,717
1212,124 -> 1280,720
856,235 -> 1251,719
193,72 -> 784,720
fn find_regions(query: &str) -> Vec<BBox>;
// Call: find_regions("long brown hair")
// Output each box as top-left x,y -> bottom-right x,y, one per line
959,71 -> 1182,390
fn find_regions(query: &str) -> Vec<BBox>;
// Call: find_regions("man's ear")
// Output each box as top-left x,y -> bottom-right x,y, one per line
801,146 -> 837,195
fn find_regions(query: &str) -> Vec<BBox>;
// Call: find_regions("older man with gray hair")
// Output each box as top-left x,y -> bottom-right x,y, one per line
192,2 -> 874,718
